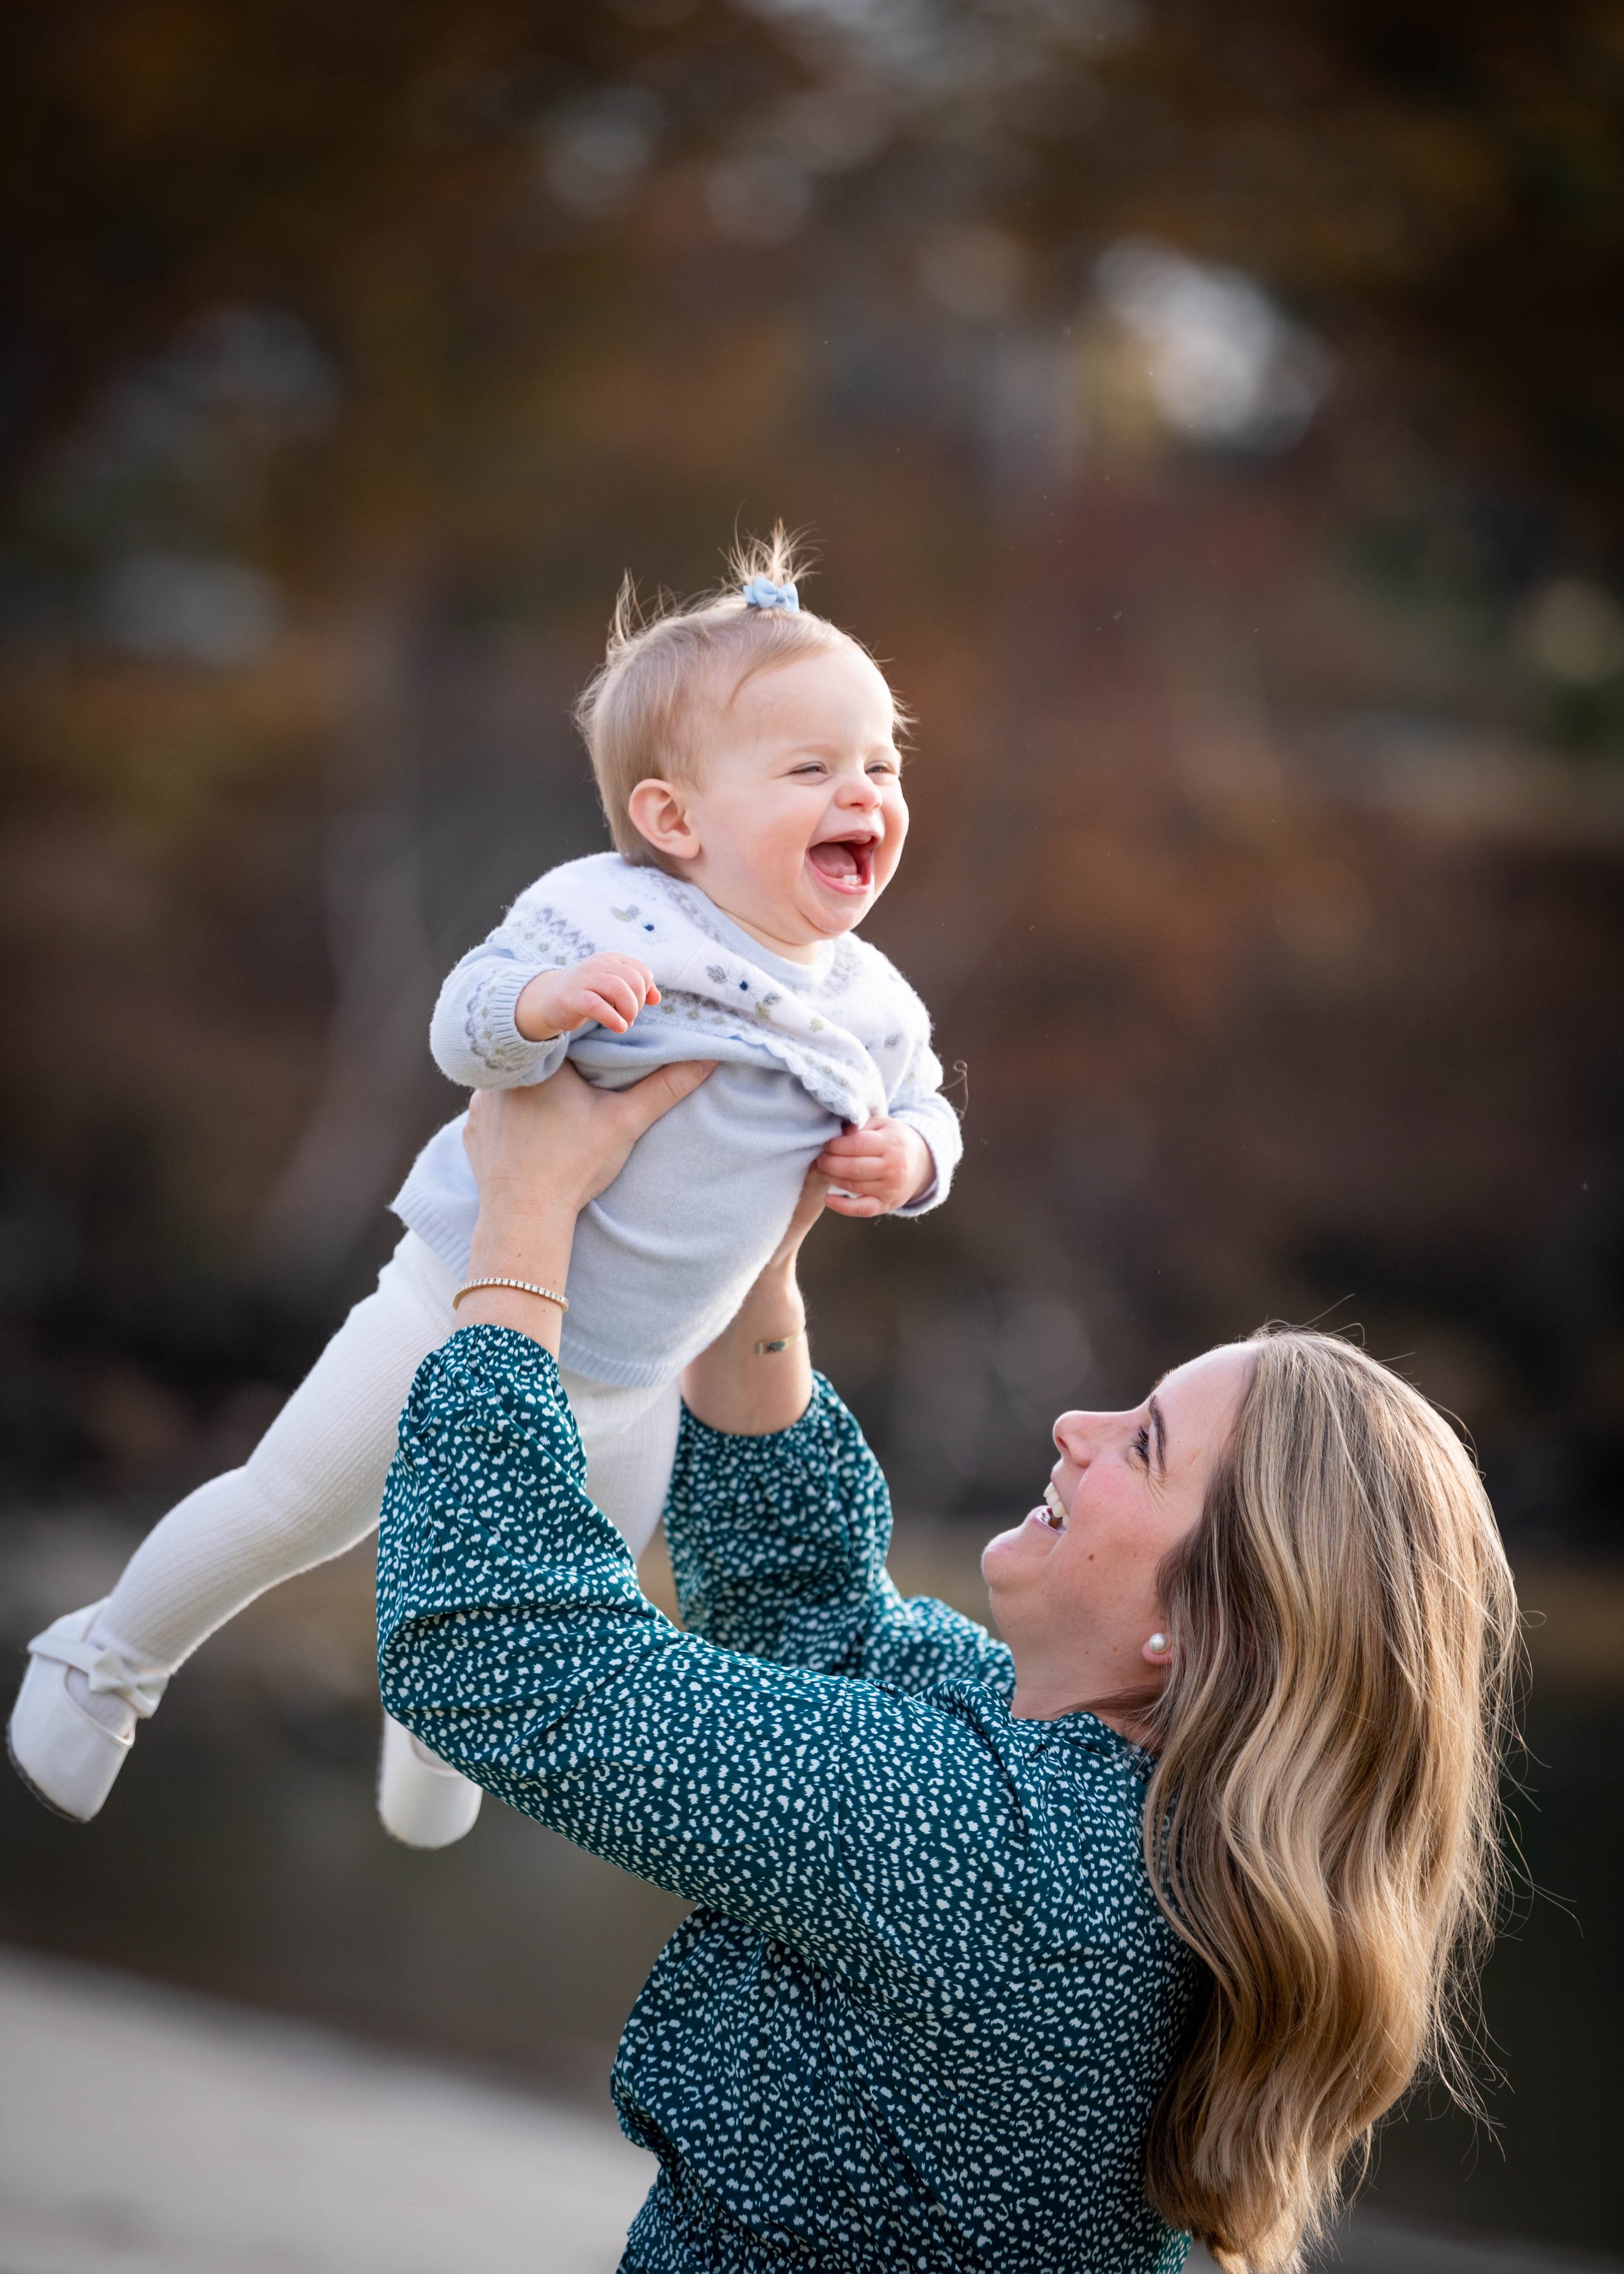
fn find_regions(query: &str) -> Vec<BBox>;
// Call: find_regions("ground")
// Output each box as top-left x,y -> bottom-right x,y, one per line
1,1944 -> 1616,2274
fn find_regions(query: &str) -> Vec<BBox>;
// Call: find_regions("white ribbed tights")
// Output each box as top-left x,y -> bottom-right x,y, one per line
90,1232 -> 681,1677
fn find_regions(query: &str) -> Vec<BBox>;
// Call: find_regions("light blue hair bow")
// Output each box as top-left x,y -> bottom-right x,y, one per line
741,574 -> 799,613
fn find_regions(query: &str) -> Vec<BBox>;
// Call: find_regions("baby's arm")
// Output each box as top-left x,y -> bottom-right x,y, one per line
815,1033 -> 963,1219
514,956 -> 658,1041
429,888 -> 657,1092
815,1116 -> 933,1217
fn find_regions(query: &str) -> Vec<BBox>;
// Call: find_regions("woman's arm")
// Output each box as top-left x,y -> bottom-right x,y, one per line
678,1173 -> 824,1437
672,1169 -> 1010,1693
666,1390 -> 1012,1693
377,1323 -> 1020,1978
450,1057 -> 711,1349
383,1066 -> 1009,1958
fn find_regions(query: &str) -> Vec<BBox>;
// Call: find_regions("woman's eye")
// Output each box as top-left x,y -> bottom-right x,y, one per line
1132,1425 -> 1150,1466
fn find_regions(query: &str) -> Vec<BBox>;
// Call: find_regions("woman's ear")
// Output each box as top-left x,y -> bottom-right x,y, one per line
627,778 -> 702,864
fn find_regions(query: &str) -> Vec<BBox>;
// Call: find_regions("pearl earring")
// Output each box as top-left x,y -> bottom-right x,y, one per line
1146,1633 -> 1169,1657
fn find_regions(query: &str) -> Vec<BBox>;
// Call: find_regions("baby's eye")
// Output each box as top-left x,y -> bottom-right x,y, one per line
790,761 -> 827,777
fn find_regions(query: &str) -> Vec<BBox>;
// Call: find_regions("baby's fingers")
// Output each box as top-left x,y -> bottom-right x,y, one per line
815,1145 -> 889,1183
817,1127 -> 891,1162
600,971 -> 663,1028
603,954 -> 660,1006
823,1190 -> 885,1218
580,987 -> 641,1034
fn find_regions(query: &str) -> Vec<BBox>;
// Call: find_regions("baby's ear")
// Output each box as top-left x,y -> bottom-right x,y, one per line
626,777 -> 700,862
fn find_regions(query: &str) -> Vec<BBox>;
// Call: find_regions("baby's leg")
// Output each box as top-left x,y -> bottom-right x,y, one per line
95,1231 -> 456,1674
558,1370 -> 684,1559
10,1231 -> 456,1830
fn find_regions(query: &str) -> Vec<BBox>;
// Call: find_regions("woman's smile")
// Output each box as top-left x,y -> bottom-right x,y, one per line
1028,1479 -> 1069,1534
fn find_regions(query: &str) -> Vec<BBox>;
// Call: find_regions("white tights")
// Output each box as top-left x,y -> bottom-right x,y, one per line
88,1233 -> 681,1687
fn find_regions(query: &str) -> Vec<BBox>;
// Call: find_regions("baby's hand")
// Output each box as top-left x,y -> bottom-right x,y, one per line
515,954 -> 659,1040
815,1116 -> 934,1218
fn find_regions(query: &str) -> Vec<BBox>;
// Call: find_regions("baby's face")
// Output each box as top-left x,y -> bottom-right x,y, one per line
653,644 -> 908,960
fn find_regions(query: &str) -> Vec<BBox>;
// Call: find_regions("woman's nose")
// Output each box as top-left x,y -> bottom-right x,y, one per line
1052,1409 -> 1104,1461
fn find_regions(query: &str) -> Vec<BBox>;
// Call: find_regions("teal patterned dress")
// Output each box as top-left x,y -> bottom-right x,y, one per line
377,1325 -> 1198,2274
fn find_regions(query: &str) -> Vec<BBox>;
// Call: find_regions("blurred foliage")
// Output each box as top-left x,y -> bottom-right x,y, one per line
0,0 -> 1619,1542
6,1 -> 1624,514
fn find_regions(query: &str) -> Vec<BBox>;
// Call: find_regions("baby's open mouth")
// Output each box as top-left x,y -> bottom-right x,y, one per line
807,832 -> 878,892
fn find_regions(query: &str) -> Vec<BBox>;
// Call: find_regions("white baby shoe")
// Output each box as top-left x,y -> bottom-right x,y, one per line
376,1713 -> 483,1848
8,1601 -> 169,1822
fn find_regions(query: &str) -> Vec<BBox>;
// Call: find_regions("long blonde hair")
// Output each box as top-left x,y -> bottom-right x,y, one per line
574,526 -> 883,867
1137,1329 -> 1519,2271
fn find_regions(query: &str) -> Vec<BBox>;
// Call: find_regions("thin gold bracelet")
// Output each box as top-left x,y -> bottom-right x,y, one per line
754,1324 -> 806,1355
453,1277 -> 570,1314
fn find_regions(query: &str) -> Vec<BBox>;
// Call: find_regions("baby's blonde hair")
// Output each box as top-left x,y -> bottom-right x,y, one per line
574,527 -> 883,867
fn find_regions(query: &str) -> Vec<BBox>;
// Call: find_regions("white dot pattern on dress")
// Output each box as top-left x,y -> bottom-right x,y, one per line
377,1325 -> 1198,2274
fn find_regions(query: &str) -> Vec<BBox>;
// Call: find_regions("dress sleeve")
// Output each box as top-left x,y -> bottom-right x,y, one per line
665,1392 -> 1011,1697
377,1327 -> 1021,1971
428,883 -> 572,1090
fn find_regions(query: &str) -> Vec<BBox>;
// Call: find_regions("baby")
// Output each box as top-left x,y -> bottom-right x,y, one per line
10,532 -> 960,1846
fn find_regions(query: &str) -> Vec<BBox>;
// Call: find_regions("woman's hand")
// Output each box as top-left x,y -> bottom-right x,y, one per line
464,1059 -> 713,1221
457,1060 -> 715,1350
681,1169 -> 829,1437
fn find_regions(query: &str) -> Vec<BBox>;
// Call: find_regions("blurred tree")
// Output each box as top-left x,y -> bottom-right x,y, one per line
0,0 -> 1618,1542
3,0 -> 1623,537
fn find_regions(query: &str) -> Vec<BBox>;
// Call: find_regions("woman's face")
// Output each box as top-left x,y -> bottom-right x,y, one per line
982,1344 -> 1253,1719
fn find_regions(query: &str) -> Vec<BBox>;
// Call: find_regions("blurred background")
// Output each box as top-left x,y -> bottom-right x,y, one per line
1,0 -> 1621,2264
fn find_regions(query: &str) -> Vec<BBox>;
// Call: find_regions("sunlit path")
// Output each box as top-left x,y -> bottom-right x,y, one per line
0,1946 -> 654,2274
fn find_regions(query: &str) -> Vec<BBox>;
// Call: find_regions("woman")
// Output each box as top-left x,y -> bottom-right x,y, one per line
377,1063 -> 1518,2274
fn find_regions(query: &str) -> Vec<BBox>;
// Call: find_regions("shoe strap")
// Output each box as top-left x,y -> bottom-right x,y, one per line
27,1622 -> 169,1719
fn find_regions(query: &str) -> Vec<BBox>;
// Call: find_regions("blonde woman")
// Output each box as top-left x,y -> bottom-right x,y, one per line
378,1064 -> 1519,2274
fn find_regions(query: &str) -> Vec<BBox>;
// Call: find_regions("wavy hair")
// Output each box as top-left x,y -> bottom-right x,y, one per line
575,525 -> 891,868
1136,1329 -> 1519,2271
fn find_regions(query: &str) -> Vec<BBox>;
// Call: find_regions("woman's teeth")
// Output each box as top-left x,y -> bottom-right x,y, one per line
1039,1483 -> 1068,1532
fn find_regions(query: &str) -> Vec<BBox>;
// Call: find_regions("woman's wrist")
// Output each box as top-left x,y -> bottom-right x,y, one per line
466,1197 -> 577,1279
683,1255 -> 813,1436
740,1258 -> 805,1344
458,1198 -> 577,1356
451,1058 -> 717,1362
454,1284 -> 567,1352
